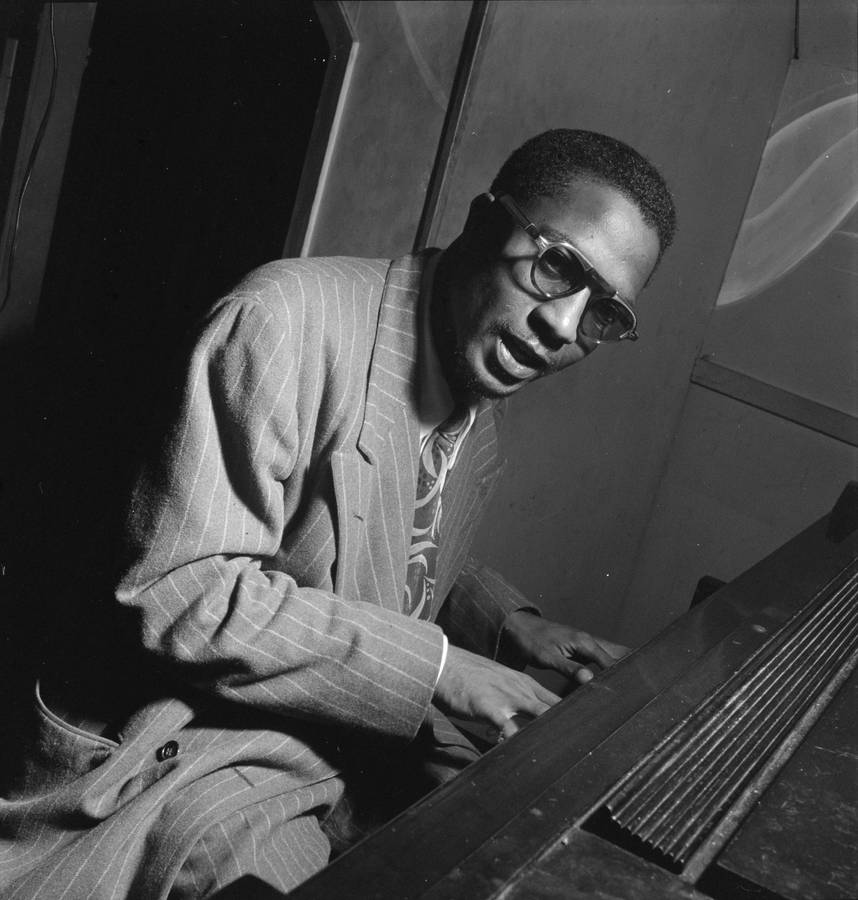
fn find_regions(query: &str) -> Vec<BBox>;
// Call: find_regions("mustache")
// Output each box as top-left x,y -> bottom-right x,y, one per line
489,323 -> 561,374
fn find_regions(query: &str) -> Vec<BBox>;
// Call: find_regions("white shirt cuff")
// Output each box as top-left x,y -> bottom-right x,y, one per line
433,634 -> 449,689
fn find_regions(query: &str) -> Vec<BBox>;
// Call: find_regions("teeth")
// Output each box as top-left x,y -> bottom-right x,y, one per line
498,338 -> 536,379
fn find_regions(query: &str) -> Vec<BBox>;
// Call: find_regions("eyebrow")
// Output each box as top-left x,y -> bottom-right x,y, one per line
535,223 -> 628,298
539,223 -> 571,243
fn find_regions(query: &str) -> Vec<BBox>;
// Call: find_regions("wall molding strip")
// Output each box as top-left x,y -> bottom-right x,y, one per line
284,0 -> 358,259
691,356 -> 858,448
413,0 -> 492,252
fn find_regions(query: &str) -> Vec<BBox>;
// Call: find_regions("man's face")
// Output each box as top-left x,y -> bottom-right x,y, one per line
434,180 -> 660,403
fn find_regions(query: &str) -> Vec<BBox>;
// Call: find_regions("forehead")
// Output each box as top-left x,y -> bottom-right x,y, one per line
520,181 -> 659,302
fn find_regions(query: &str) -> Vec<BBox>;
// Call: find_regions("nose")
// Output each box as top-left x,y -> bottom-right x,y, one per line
529,289 -> 590,348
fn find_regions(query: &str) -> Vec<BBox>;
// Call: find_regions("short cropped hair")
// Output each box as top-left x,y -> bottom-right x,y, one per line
490,129 -> 677,260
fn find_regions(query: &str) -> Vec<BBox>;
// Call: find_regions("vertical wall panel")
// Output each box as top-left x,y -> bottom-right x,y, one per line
0,3 -> 94,347
306,1 -> 471,258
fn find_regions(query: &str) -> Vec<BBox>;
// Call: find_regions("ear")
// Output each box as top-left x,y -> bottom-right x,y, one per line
459,192 -> 501,249
463,192 -> 495,228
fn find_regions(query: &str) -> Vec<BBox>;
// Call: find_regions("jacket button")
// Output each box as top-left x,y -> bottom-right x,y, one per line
156,740 -> 179,761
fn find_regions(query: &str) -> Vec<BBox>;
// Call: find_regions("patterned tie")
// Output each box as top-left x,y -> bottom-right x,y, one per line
404,407 -> 470,619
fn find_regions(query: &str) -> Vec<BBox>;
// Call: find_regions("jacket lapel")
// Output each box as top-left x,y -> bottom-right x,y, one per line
331,254 -> 503,616
429,400 -> 505,619
333,256 -> 423,611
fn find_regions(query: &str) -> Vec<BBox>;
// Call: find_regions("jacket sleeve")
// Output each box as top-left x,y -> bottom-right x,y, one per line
435,557 -> 541,667
115,292 -> 444,741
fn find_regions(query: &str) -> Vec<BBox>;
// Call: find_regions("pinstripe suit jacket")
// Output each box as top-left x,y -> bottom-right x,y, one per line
0,253 -> 530,898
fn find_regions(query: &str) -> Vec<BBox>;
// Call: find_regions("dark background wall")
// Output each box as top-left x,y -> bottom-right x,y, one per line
0,1 -> 855,676
623,7 -> 858,642
0,0 -> 333,676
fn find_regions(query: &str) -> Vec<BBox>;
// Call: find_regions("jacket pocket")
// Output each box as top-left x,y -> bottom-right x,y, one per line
0,681 -> 120,801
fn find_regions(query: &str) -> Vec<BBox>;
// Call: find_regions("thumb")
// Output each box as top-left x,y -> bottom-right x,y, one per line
557,656 -> 595,684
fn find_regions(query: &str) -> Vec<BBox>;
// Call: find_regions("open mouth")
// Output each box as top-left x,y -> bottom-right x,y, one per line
494,334 -> 546,382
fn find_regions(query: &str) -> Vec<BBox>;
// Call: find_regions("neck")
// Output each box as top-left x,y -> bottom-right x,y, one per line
429,243 -> 489,408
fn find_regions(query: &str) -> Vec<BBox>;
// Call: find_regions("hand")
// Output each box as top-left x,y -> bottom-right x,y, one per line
432,644 -> 561,741
501,611 -> 630,686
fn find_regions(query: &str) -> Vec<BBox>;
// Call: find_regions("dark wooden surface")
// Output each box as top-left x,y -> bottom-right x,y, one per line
502,831 -> 705,900
713,670 -> 858,900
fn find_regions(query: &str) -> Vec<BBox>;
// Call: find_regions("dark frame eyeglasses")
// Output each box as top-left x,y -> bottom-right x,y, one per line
492,192 -> 639,343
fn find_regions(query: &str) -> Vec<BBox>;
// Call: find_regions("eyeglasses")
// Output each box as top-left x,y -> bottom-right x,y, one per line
493,192 -> 639,343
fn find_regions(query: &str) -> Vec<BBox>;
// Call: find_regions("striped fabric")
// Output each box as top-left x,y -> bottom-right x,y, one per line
404,407 -> 471,618
0,254 -> 532,899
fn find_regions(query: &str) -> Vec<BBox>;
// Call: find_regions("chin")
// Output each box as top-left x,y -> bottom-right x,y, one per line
460,361 -> 531,403
445,352 -> 495,403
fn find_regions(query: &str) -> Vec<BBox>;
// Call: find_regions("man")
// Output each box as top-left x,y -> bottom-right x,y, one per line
0,129 -> 675,898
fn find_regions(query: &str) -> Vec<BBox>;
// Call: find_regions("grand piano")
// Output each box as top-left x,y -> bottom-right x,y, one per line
229,485 -> 858,900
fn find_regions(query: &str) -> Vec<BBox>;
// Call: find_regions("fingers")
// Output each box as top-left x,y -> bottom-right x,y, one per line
489,711 -> 536,744
583,639 -> 615,670
482,677 -> 560,746
488,677 -> 559,725
532,679 -> 562,708
500,715 -> 521,742
562,632 -> 629,671
572,665 -> 594,685
556,656 -> 595,685
562,635 -> 632,685
560,632 -> 615,670
433,645 -> 561,734
483,715 -> 521,746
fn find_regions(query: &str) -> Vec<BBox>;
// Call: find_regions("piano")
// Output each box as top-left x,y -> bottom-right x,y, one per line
231,484 -> 858,900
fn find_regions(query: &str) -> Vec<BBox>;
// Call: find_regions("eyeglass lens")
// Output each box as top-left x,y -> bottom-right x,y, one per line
579,297 -> 631,342
533,246 -> 633,342
533,245 -> 586,295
